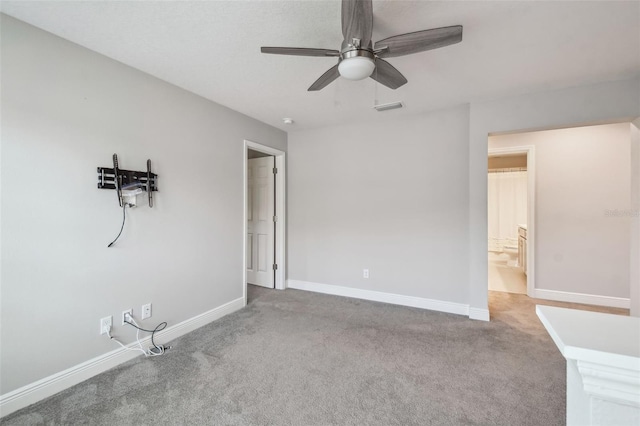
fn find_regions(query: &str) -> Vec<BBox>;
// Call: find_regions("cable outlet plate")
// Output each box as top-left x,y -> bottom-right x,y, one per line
100,316 -> 112,335
141,303 -> 152,320
122,309 -> 132,325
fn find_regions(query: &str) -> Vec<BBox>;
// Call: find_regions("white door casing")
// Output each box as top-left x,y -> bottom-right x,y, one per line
247,157 -> 275,288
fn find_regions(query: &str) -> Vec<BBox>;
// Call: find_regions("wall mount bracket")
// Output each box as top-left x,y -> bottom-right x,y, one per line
97,154 -> 158,207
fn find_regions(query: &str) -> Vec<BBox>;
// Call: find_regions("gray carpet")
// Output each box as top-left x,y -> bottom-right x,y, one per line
2,287 -> 578,425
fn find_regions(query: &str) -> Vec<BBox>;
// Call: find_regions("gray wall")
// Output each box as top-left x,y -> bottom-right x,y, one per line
288,106 -> 470,304
0,15 -> 286,394
489,123 -> 631,298
288,79 -> 639,315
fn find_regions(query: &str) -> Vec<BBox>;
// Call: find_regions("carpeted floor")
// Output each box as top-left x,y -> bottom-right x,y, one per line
1,287 -> 627,425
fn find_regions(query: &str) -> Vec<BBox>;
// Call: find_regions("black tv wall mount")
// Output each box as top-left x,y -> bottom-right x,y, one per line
97,154 -> 158,207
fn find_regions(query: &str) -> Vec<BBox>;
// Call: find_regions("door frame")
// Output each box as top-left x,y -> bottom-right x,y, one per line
243,140 -> 286,305
488,145 -> 536,297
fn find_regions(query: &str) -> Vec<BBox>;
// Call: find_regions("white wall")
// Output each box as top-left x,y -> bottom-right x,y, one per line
631,118 -> 640,317
288,106 -> 470,305
0,15 -> 286,395
469,78 -> 640,314
489,123 -> 631,299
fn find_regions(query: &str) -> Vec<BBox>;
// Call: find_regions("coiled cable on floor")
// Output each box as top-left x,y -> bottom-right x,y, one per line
124,317 -> 169,356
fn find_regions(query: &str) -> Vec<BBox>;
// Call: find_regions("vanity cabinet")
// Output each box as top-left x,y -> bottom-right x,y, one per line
518,225 -> 527,275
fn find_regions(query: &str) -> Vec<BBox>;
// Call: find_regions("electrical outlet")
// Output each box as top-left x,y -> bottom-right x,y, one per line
100,316 -> 112,335
122,309 -> 133,325
141,303 -> 152,320
363,269 -> 369,279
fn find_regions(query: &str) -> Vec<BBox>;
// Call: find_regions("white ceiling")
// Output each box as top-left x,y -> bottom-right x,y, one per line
2,0 -> 639,132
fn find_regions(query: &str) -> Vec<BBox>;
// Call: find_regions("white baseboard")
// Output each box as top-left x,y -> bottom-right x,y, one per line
469,307 -> 491,321
0,297 -> 245,418
533,289 -> 630,309
287,279 -> 489,321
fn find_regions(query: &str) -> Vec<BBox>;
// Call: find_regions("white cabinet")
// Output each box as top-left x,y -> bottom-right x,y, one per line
537,306 -> 640,426
518,225 -> 527,275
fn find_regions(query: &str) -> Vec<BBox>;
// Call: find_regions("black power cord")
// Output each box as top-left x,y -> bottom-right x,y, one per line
107,204 -> 127,247
124,319 -> 169,354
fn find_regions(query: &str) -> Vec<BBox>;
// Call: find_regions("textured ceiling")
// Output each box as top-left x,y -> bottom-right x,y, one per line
2,1 -> 639,131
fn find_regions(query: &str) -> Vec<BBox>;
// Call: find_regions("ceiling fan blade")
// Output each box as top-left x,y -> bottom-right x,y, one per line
370,59 -> 408,90
375,25 -> 463,58
261,47 -> 340,57
341,0 -> 373,48
308,64 -> 340,91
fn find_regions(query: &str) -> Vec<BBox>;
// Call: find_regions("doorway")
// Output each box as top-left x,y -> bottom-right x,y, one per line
243,140 -> 286,306
247,152 -> 275,288
487,145 -> 536,297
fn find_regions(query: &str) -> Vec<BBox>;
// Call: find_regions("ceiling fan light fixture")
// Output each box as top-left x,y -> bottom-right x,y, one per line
338,56 -> 375,80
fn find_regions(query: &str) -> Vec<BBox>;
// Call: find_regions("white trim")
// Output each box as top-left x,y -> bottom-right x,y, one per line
286,279 -> 489,320
488,145 -> 536,298
534,288 -> 630,309
0,297 -> 244,418
243,140 -> 287,305
577,360 -> 640,407
469,307 -> 491,321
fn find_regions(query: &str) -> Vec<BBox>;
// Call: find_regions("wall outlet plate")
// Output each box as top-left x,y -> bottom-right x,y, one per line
141,303 -> 152,320
100,316 -> 112,335
122,309 -> 132,325
363,269 -> 369,279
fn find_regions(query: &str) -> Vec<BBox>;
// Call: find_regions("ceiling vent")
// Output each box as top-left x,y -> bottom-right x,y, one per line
374,101 -> 404,112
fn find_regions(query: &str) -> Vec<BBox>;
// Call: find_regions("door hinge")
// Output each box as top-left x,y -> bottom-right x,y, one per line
273,167 -> 278,174
273,215 -> 278,223
273,263 -> 278,270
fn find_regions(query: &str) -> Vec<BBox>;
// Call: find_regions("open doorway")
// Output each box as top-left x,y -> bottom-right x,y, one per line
488,124 -> 636,310
487,146 -> 535,297
247,150 -> 275,289
243,140 -> 286,306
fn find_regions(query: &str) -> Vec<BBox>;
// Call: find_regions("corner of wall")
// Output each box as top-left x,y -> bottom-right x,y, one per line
630,119 -> 640,317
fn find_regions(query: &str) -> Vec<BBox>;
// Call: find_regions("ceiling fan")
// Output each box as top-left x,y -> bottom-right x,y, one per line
261,0 -> 463,91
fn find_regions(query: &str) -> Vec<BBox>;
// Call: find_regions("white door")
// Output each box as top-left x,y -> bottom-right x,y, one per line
247,157 -> 275,288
